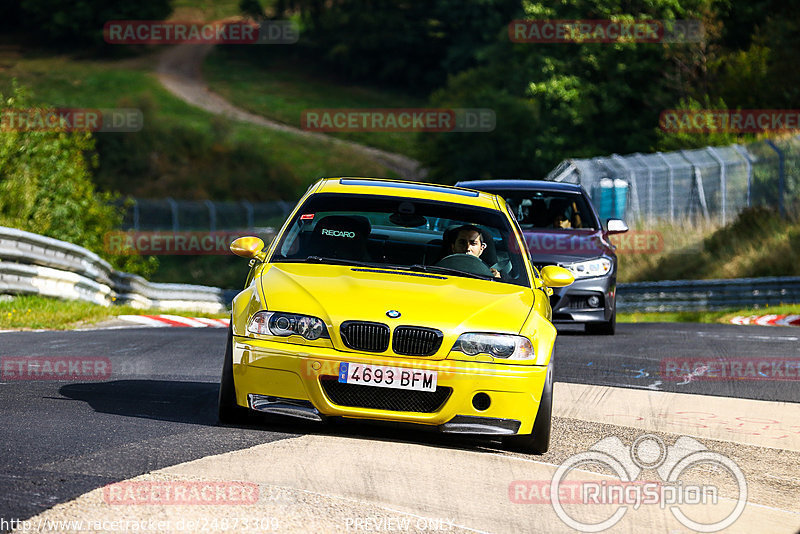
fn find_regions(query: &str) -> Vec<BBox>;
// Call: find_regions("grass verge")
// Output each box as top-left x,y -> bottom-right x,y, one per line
204,48 -> 425,159
0,295 -> 227,331
0,46 -> 394,202
619,303 -> 800,324
616,207 -> 800,283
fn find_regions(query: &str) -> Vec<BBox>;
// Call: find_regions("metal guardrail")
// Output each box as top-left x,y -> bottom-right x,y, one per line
617,276 -> 800,312
0,226 -> 226,314
4,226 -> 796,315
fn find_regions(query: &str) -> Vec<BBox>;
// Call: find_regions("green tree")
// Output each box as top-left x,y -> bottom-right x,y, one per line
18,0 -> 172,47
282,0 -> 520,92
0,84 -> 157,276
420,0 -> 718,181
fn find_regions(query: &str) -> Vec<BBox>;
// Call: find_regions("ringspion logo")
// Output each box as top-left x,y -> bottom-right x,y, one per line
512,434 -> 747,532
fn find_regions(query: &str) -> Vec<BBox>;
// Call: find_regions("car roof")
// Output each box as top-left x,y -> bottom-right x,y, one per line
313,177 -> 502,209
455,179 -> 584,194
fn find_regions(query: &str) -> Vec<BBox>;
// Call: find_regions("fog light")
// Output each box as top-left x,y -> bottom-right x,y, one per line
472,393 -> 491,411
587,296 -> 601,308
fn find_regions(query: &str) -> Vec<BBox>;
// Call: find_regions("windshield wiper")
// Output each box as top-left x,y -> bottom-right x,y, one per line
304,256 -> 377,267
408,264 -> 496,281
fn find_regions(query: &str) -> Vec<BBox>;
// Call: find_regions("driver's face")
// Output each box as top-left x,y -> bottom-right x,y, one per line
452,230 -> 485,256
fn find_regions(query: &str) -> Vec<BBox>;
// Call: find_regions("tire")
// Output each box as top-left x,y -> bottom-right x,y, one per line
504,361 -> 553,454
585,310 -> 616,335
217,327 -> 251,424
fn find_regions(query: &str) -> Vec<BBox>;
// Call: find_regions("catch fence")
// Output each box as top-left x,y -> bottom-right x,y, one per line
546,136 -> 800,225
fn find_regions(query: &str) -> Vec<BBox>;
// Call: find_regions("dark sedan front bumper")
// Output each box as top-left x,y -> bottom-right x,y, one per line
549,274 -> 615,324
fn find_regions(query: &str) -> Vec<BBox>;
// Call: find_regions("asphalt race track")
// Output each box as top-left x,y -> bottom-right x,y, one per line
1,324 -> 799,532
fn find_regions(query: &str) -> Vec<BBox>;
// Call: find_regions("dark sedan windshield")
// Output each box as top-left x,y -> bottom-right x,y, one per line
497,191 -> 598,230
271,193 -> 530,287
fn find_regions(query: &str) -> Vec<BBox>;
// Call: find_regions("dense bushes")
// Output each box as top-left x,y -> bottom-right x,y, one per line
0,85 -> 157,276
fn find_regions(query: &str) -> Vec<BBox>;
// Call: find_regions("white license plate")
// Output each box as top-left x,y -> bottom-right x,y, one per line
338,362 -> 437,392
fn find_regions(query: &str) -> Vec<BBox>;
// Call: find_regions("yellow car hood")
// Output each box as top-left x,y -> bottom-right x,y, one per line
257,263 -> 533,335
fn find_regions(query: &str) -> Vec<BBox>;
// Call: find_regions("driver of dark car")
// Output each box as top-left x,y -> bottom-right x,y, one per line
449,225 -> 501,278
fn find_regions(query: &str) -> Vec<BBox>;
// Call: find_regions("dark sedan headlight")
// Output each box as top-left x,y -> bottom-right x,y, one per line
247,311 -> 329,340
452,333 -> 534,361
561,258 -> 611,279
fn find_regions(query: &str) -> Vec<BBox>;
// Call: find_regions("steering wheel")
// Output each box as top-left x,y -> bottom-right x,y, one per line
434,254 -> 494,277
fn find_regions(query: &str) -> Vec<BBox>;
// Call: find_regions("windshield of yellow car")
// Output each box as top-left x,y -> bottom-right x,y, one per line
271,193 -> 530,287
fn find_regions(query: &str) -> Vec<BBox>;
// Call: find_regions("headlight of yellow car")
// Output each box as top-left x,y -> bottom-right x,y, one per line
247,311 -> 330,340
452,333 -> 535,361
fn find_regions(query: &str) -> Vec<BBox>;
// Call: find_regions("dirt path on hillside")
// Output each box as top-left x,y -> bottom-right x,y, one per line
156,44 -> 426,179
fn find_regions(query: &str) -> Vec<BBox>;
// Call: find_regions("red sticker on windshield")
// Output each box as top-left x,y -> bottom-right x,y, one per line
300,213 -> 315,220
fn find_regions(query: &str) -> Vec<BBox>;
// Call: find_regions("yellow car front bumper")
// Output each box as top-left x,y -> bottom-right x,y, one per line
231,335 -> 548,435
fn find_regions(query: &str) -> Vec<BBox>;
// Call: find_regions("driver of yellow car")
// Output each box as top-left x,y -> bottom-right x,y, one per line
450,225 -> 501,278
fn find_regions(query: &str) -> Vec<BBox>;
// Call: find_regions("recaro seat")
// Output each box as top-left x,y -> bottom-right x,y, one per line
306,215 -> 371,261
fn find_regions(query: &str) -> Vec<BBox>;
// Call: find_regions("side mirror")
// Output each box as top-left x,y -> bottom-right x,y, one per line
540,265 -> 574,288
230,236 -> 266,261
606,218 -> 629,235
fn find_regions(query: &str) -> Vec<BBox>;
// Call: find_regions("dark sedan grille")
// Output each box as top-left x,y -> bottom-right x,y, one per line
568,296 -> 588,309
340,321 -> 390,352
319,377 -> 451,413
392,326 -> 442,356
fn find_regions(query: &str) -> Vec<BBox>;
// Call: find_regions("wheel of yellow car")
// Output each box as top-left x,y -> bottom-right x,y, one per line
434,253 -> 494,277
503,360 -> 553,454
217,327 -> 251,424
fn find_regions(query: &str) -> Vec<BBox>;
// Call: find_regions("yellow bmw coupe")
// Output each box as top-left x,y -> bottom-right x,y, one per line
219,177 -> 573,453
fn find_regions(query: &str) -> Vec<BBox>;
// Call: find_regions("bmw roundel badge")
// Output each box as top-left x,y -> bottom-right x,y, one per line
386,310 -> 401,319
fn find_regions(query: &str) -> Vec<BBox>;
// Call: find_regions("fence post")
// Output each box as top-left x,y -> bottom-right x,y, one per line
166,197 -> 179,233
706,146 -> 727,225
634,154 -> 654,224
655,152 -> 675,223
765,139 -> 786,217
131,197 -> 140,231
204,200 -> 217,232
732,144 -> 753,207
679,151 -> 710,222
241,200 -> 255,230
